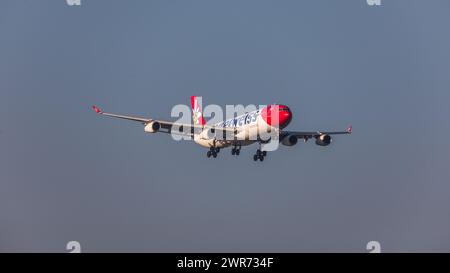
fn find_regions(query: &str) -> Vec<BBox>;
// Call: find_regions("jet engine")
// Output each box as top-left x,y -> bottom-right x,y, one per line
144,121 -> 160,133
315,134 -> 332,146
281,134 -> 298,146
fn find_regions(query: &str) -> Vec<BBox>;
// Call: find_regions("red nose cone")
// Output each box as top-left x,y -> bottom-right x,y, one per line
261,105 -> 292,129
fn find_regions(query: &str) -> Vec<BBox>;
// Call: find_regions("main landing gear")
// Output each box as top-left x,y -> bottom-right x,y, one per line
231,144 -> 241,156
206,147 -> 220,158
253,149 -> 267,162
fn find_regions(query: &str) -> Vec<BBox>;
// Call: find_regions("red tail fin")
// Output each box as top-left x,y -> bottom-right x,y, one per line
190,96 -> 206,126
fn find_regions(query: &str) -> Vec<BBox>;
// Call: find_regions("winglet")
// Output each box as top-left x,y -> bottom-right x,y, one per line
347,125 -> 352,134
92,105 -> 103,114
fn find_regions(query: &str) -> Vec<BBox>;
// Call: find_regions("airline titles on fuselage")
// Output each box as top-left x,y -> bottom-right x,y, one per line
217,110 -> 260,128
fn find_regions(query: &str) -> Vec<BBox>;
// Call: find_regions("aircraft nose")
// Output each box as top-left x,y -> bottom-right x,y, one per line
261,105 -> 292,129
277,105 -> 292,129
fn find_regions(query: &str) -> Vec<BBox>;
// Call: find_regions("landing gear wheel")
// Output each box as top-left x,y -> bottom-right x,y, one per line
212,152 -> 217,158
207,151 -> 212,158
253,148 -> 266,161
232,144 -> 241,156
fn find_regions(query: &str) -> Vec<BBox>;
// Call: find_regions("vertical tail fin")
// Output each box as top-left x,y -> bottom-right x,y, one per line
190,96 -> 206,126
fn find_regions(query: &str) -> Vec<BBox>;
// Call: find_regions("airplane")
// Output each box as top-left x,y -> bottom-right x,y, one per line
92,96 -> 352,161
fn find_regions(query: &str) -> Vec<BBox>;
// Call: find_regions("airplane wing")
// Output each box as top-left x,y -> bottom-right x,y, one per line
281,125 -> 352,139
92,105 -> 236,137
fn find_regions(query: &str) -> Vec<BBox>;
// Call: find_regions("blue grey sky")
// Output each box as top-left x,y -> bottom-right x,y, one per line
1,0 -> 450,252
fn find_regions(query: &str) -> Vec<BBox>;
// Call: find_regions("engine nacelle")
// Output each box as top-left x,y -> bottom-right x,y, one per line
315,134 -> 332,146
281,134 -> 298,146
144,121 -> 160,133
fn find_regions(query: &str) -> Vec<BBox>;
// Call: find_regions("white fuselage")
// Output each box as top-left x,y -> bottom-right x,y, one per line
193,109 -> 275,148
